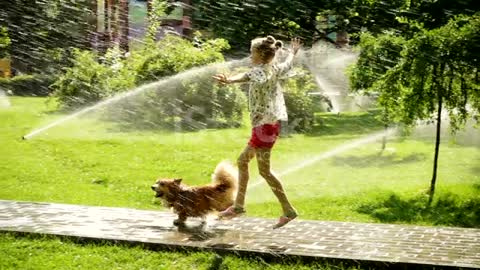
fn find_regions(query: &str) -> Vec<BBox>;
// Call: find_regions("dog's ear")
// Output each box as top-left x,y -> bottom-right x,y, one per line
174,178 -> 182,184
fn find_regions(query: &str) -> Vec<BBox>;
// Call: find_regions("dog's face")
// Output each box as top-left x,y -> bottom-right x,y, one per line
151,178 -> 182,199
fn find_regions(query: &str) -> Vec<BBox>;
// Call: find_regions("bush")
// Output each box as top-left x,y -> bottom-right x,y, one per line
52,48 -> 135,109
108,74 -> 246,130
110,35 -> 245,130
281,68 -> 317,132
52,35 -> 246,129
129,34 -> 229,85
4,0 -> 92,74
0,74 -> 54,96
0,26 -> 10,59
52,34 -> 320,131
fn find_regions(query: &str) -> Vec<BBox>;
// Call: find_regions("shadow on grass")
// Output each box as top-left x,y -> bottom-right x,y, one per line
357,193 -> 480,228
307,110 -> 384,137
332,152 -> 427,168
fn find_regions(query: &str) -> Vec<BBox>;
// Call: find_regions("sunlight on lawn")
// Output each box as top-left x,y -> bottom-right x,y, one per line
1,97 -> 478,227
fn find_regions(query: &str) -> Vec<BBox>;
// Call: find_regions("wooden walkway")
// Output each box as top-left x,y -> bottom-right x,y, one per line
0,200 -> 479,269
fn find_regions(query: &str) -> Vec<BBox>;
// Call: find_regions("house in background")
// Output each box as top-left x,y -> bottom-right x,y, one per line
316,14 -> 350,48
90,0 -> 192,53
0,59 -> 10,78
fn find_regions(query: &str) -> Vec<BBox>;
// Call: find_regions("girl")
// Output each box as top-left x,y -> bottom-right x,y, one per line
213,36 -> 301,229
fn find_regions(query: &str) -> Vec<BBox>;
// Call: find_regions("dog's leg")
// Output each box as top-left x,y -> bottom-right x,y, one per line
173,213 -> 187,226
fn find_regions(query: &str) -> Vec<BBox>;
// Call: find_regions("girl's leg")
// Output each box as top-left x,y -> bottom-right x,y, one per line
218,145 -> 255,219
256,148 -> 296,217
233,145 -> 256,209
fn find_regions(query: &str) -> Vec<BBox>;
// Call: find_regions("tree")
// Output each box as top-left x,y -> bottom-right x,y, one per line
190,0 -> 480,53
348,31 -> 406,150
190,0 -> 414,51
146,0 -> 168,43
350,14 -> 480,204
0,26 -> 10,59
407,0 -> 479,30
119,0 -> 130,52
0,0 -> 93,73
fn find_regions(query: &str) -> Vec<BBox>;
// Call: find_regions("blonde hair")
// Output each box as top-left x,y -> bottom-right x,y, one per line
250,35 -> 283,63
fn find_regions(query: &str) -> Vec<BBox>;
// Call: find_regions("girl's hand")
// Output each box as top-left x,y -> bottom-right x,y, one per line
291,37 -> 301,55
212,73 -> 228,85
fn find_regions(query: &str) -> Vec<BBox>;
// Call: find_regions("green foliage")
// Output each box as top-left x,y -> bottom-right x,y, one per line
191,0 -> 412,50
374,14 -> 479,129
405,0 -> 479,30
113,35 -> 245,130
108,75 -> 246,130
282,69 -> 318,132
52,35 -> 245,129
52,48 -> 135,109
348,0 -> 411,39
130,35 -> 229,84
348,32 -> 406,93
0,26 -> 10,59
349,14 -> 480,203
350,14 -> 480,130
1,0 -> 93,73
348,32 -> 406,125
145,0 -> 168,43
191,0 -> 479,51
0,74 -> 54,96
192,0 -> 324,49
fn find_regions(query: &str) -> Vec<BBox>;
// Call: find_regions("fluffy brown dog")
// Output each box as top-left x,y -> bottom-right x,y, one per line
151,162 -> 237,226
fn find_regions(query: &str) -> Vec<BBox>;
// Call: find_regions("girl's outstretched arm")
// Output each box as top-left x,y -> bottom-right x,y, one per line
277,38 -> 301,74
212,73 -> 249,85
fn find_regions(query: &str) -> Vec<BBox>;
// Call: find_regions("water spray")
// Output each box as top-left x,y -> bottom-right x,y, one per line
21,59 -> 247,140
298,42 -> 360,113
248,127 -> 397,190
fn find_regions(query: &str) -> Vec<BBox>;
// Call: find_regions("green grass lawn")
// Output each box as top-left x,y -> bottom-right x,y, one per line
1,96 -> 479,269
2,233 -> 361,270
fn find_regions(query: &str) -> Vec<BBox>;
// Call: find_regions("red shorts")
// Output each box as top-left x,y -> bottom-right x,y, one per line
248,122 -> 281,149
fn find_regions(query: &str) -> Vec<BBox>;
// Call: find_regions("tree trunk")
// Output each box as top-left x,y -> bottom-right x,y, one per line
104,0 -> 110,34
118,0 -> 129,52
428,94 -> 443,206
381,124 -> 388,151
182,0 -> 193,36
88,0 -> 98,49
147,0 -> 152,19
111,0 -> 118,45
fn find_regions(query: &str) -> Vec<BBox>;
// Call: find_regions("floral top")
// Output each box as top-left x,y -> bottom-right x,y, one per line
244,52 -> 294,127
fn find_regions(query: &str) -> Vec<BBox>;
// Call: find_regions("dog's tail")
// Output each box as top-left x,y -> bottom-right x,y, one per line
212,161 -> 237,192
